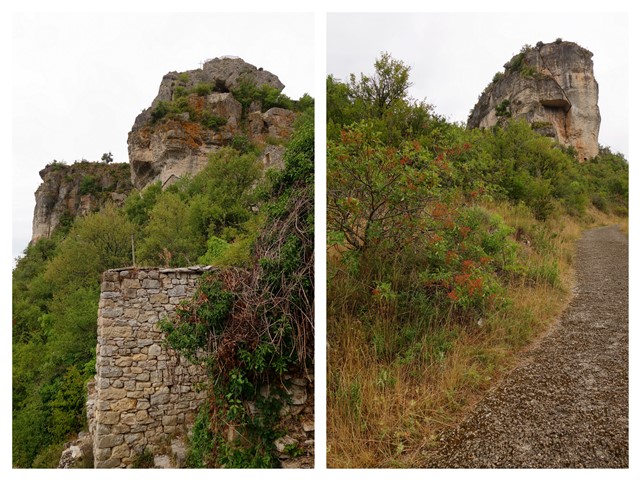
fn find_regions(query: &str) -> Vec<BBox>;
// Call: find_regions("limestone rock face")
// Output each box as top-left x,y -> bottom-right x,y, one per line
468,41 -> 600,162
128,57 -> 294,190
31,162 -> 132,242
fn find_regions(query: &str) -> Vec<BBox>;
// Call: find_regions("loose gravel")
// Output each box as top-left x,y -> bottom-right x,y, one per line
426,225 -> 628,468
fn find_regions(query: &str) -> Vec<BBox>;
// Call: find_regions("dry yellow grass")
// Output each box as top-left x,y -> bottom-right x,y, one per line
326,203 -> 619,468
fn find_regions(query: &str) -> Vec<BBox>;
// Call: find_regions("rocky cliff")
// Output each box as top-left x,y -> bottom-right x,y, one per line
128,56 -> 296,189
31,161 -> 132,242
467,40 -> 600,161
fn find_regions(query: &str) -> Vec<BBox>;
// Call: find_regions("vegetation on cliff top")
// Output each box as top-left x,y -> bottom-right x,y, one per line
327,53 -> 627,467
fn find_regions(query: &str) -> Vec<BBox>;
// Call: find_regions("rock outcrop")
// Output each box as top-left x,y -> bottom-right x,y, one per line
467,40 -> 600,162
128,57 -> 296,190
31,161 -> 132,242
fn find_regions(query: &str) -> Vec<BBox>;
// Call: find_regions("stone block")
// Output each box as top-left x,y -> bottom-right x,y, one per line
125,433 -> 144,444
102,326 -> 132,338
122,278 -> 140,289
100,387 -> 127,400
289,384 -> 308,405
97,411 -> 121,425
101,291 -> 121,300
111,443 -> 130,460
123,308 -> 139,319
121,413 -> 137,426
142,279 -> 161,289
123,288 -> 138,298
96,456 -> 121,468
111,423 -> 131,434
148,344 -> 162,357
162,415 -> 177,426
99,365 -> 123,378
150,293 -> 168,304
150,392 -> 170,406
94,447 -> 112,461
148,270 -> 159,279
99,345 -> 118,357
136,410 -> 149,421
167,285 -> 187,297
115,357 -> 133,367
102,307 -> 124,318
96,434 -> 124,449
136,372 -> 150,382
103,271 -> 119,282
112,397 -> 137,412
126,390 -> 145,399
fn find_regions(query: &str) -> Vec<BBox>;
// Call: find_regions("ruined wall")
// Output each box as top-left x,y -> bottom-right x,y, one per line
88,266 -> 315,468
89,266 -> 213,468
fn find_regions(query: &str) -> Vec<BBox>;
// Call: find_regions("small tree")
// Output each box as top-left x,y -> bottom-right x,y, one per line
348,52 -> 412,118
327,122 -> 440,253
101,151 -> 114,164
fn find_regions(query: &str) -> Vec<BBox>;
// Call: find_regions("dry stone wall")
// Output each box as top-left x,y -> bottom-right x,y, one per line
89,266 -> 214,468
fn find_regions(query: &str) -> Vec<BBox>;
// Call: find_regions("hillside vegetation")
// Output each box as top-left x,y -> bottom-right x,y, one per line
12,92 -> 313,467
326,53 -> 627,467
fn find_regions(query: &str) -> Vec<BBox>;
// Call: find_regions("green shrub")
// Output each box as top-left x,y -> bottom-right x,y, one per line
200,112 -> 227,130
495,99 -> 511,117
78,175 -> 100,195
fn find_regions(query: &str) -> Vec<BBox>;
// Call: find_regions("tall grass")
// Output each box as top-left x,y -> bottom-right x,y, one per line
326,201 -> 591,468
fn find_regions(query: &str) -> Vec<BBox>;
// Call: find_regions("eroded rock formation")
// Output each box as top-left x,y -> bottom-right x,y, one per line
128,57 -> 296,189
468,40 -> 600,161
31,162 -> 132,242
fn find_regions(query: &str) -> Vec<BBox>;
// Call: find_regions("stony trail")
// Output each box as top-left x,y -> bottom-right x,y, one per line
426,225 -> 628,468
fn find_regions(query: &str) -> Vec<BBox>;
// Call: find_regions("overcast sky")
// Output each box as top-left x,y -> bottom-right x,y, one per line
328,12 -> 628,158
11,12 -> 314,260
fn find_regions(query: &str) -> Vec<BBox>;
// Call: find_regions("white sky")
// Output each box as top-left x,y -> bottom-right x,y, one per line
11,12 -> 314,260
328,12 -> 629,158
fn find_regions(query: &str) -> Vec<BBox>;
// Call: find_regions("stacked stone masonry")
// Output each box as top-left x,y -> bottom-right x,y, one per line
88,265 -> 315,468
89,266 -> 213,468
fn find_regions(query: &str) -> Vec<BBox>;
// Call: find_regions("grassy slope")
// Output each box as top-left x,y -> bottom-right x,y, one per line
327,203 -> 625,468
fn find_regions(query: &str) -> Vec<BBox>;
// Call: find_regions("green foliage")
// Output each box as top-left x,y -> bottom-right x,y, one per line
495,99 -> 511,117
124,182 -> 163,226
327,60 -> 436,146
200,112 -> 227,130
194,82 -> 215,96
328,122 -> 440,252
349,51 -> 412,118
199,236 -> 230,264
294,93 -> 314,113
101,151 -> 113,164
78,175 -> 101,195
160,115 -> 314,468
231,135 -> 257,154
231,80 -> 293,115
138,192 -> 203,266
151,100 -> 171,122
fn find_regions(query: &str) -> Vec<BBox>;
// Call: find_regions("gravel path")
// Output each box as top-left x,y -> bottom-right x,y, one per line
426,225 -> 628,468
